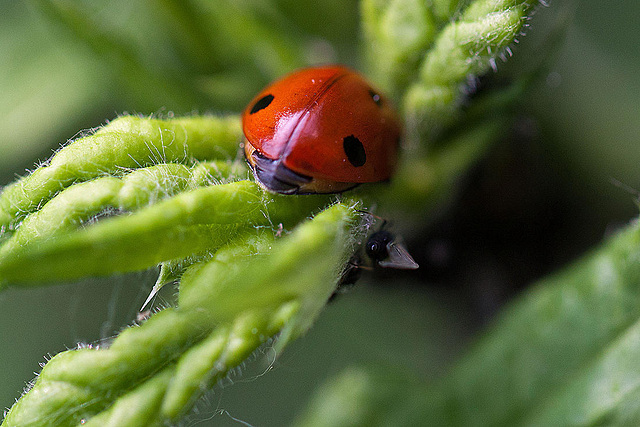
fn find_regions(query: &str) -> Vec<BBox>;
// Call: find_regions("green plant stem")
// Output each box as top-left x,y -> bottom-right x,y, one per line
368,116 -> 507,226
404,0 -> 538,132
361,0 -> 437,95
432,0 -> 470,22
0,161 -> 248,258
2,203 -> 359,426
0,180 -> 334,285
0,115 -> 241,230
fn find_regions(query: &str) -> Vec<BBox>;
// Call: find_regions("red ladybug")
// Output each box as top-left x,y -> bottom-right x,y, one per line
242,65 -> 402,194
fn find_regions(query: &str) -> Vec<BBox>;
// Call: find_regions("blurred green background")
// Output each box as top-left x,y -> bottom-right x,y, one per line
1,1 -> 639,425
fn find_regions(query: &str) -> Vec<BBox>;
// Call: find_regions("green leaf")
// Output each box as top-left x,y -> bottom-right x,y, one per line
419,221 -> 640,425
293,365 -> 424,427
296,218 -> 640,425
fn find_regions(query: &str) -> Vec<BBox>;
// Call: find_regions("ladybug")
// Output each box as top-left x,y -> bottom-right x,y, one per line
242,65 -> 402,194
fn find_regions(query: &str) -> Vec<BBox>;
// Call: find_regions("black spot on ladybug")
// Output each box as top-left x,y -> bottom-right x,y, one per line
343,135 -> 366,167
250,94 -> 274,114
369,89 -> 382,106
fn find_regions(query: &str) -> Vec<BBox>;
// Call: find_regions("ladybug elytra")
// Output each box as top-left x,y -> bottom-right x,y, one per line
242,65 -> 402,194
